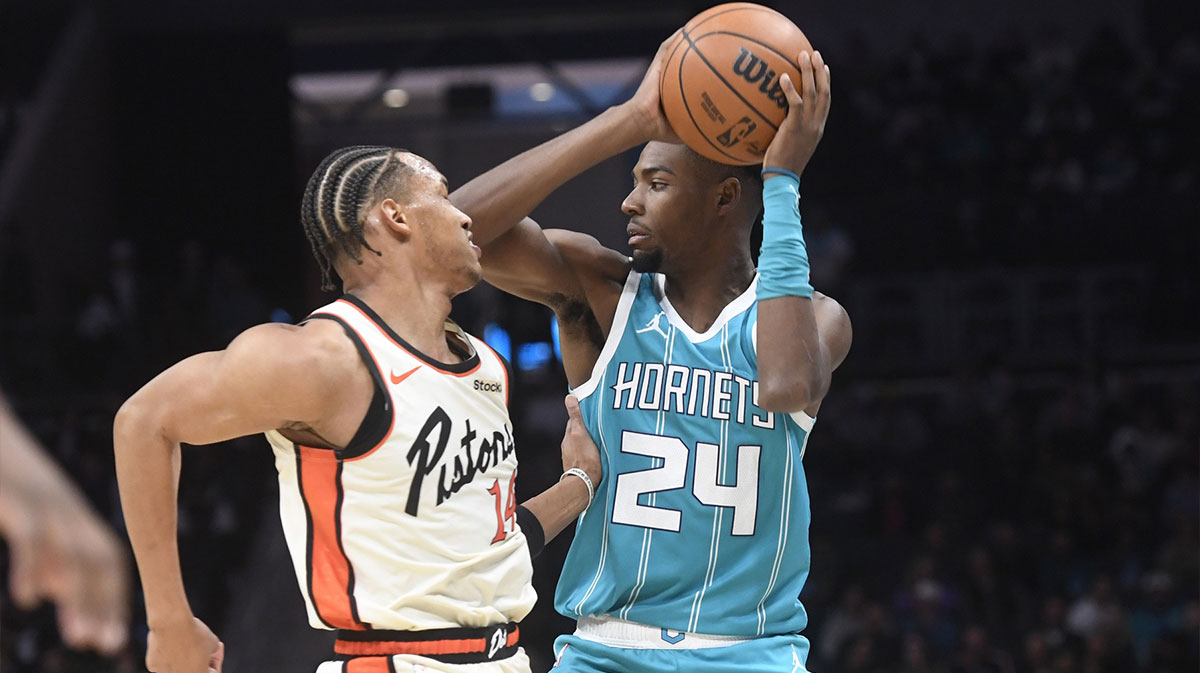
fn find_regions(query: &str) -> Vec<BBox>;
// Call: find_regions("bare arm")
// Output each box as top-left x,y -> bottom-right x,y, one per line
481,221 -> 626,386
450,34 -> 681,359
760,292 -> 852,415
519,395 -> 601,544
451,32 -> 679,250
113,322 -> 366,673
755,51 -> 843,413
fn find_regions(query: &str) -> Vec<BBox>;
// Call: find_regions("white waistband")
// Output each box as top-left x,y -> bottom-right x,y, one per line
574,616 -> 754,650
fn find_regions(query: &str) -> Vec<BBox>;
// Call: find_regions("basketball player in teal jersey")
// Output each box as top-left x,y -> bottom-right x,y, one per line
451,33 -> 850,673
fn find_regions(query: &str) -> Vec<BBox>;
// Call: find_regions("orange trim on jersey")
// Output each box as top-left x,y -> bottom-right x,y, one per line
335,627 -> 519,657
345,656 -> 391,673
308,312 -> 396,463
298,445 -> 362,630
334,298 -> 482,377
475,339 -> 511,407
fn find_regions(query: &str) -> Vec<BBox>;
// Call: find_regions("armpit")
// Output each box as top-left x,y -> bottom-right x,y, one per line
551,296 -> 605,350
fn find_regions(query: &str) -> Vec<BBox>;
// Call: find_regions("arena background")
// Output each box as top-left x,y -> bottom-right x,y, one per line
1,0 -> 1197,671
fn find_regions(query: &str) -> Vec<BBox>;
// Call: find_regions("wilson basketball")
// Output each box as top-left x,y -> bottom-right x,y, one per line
659,3 -> 813,165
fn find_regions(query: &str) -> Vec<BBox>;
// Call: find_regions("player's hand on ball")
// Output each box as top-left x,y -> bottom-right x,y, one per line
146,617 -> 224,673
561,395 -> 602,487
627,30 -> 683,144
762,50 -> 831,177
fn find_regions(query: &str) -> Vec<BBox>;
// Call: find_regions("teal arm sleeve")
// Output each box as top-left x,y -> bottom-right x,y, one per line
757,173 -> 813,300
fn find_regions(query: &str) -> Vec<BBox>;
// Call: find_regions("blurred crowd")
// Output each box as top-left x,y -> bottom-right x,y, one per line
822,25 -> 1197,279
795,367 -> 1198,673
1,25 -> 1196,673
1,240 -> 277,672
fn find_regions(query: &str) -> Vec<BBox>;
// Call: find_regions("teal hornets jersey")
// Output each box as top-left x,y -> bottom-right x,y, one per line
555,270 -> 817,637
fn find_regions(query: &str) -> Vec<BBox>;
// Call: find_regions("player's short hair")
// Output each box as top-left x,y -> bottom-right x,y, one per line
681,146 -> 764,221
300,146 -> 418,291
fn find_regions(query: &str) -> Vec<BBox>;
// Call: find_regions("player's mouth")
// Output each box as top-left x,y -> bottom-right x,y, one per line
627,223 -> 651,248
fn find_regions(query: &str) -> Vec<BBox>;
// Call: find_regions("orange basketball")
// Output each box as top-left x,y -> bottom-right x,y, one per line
659,3 -> 813,165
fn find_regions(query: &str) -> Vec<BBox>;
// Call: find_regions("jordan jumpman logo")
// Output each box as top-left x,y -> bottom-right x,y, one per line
635,311 -> 669,339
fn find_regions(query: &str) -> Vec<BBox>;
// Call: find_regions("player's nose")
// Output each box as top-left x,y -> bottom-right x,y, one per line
621,189 -> 642,216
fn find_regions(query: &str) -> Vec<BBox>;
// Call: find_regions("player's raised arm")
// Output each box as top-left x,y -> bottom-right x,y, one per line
113,321 -> 366,673
755,50 -> 851,413
450,32 -> 679,250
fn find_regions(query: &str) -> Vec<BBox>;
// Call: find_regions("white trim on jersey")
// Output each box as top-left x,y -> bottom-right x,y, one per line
750,320 -> 818,432
576,616 -> 754,650
572,270 -> 642,400
654,273 -> 759,343
756,427 -> 795,635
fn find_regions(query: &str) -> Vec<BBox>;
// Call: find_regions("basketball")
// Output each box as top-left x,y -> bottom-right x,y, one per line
659,3 -> 813,165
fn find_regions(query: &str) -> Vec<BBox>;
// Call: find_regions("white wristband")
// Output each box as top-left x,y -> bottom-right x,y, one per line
560,467 -> 595,509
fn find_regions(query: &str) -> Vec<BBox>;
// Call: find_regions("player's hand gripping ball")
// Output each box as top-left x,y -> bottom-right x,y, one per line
659,2 -> 813,165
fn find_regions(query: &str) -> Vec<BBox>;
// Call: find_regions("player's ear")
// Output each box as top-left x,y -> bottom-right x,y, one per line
374,198 -> 412,239
716,177 -> 741,214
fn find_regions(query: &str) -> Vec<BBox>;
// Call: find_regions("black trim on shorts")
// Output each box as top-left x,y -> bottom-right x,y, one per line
335,622 -> 520,665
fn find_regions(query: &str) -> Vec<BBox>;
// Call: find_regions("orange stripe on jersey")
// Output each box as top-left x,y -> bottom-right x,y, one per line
335,298 -> 482,377
345,656 -> 391,673
298,445 -> 363,630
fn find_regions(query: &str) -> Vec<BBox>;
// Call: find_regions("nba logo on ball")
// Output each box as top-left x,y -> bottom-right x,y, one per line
659,2 -> 813,165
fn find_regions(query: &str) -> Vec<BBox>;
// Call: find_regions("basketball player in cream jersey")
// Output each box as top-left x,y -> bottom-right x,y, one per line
450,37 -> 850,673
114,147 -> 602,673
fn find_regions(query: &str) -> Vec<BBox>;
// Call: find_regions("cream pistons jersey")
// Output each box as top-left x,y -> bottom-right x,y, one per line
265,295 -> 535,632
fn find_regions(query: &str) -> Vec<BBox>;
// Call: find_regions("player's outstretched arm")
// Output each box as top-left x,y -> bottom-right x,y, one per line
756,51 -> 850,413
113,322 -> 362,673
517,396 -> 602,554
449,34 -> 679,344
451,32 -> 679,250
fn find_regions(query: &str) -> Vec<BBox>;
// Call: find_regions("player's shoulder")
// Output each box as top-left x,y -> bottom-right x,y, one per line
812,291 -> 852,369
224,319 -> 362,383
545,229 -> 631,335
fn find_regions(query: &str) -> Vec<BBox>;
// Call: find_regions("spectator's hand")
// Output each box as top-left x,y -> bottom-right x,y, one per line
625,30 -> 683,144
2,487 -> 130,654
560,395 -> 601,487
146,616 -> 224,673
762,50 -> 831,177
0,390 -> 130,655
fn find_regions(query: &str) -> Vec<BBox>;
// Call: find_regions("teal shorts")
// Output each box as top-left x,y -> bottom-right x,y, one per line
550,632 -> 810,673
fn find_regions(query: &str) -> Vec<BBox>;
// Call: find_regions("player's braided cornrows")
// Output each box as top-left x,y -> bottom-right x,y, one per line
300,145 -> 416,291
